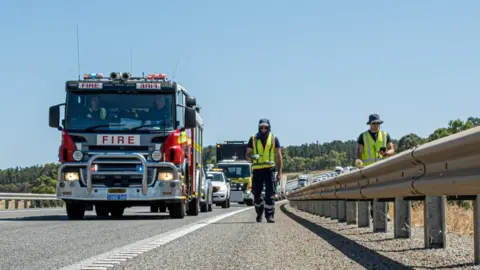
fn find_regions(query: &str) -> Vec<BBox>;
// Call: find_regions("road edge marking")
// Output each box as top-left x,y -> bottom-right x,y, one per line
59,206 -> 253,270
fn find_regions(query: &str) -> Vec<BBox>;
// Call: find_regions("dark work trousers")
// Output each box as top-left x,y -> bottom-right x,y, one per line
252,167 -> 276,218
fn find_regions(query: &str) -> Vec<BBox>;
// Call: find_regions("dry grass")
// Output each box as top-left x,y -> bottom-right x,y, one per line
387,201 -> 474,236
0,200 -> 30,210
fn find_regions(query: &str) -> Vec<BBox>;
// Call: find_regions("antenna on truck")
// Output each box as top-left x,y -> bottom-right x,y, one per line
172,60 -> 180,80
130,46 -> 133,74
76,24 -> 81,80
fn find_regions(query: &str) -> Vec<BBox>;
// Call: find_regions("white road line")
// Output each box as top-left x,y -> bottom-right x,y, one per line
60,207 -> 252,270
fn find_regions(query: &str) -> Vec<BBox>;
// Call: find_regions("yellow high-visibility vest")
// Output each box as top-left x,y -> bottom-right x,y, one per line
252,133 -> 276,170
361,130 -> 388,166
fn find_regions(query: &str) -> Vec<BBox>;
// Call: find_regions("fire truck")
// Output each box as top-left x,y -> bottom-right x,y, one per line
48,72 -> 212,220
215,141 -> 254,206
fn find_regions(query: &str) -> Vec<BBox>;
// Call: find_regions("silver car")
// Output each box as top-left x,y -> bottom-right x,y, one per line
207,171 -> 231,208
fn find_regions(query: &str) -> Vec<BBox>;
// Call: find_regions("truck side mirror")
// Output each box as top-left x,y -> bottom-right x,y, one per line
184,107 -> 197,128
49,105 -> 60,129
186,96 -> 196,107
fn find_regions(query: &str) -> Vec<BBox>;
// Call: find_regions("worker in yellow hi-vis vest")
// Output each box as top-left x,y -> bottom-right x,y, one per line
355,113 -> 395,221
85,95 -> 107,120
246,118 -> 282,223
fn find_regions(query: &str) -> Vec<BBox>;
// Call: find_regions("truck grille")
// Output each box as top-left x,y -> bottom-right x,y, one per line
230,183 -> 247,191
83,158 -> 156,187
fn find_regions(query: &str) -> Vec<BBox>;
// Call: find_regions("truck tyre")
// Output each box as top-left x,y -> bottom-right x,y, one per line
150,205 -> 159,212
208,203 -> 212,211
159,205 -> 167,212
66,203 -> 85,220
95,204 -> 109,217
110,207 -> 124,217
169,200 -> 186,219
200,202 -> 208,212
246,199 -> 253,206
187,198 -> 200,216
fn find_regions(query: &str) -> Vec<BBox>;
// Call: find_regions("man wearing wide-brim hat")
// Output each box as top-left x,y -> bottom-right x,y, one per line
355,113 -> 395,220
355,113 -> 395,167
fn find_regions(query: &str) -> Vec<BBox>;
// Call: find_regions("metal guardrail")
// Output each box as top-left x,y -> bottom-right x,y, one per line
287,126 -> 480,265
0,192 -> 61,210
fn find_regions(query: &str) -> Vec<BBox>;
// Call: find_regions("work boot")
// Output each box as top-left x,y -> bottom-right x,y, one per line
256,214 -> 262,222
266,216 -> 275,223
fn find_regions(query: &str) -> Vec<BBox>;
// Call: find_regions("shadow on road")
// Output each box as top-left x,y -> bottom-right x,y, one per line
280,204 -> 413,270
0,214 -> 171,222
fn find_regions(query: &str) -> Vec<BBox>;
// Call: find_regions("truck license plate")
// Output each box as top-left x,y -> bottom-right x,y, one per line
107,194 -> 127,200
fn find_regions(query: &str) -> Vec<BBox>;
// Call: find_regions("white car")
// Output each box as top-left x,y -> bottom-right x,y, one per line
207,171 -> 231,208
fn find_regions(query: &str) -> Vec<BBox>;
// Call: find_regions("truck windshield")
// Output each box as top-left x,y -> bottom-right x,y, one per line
217,164 -> 251,178
65,92 -> 175,132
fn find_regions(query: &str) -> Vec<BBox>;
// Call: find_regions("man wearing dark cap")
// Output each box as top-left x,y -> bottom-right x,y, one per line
356,113 -> 395,220
246,118 -> 282,223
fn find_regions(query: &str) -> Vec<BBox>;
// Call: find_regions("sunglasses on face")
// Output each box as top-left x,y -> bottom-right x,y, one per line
260,126 -> 268,130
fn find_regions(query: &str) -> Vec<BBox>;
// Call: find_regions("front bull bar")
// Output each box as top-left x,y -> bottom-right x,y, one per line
85,153 -> 179,196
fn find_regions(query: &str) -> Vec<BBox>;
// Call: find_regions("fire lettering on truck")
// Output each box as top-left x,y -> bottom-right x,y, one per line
136,83 -> 161,89
78,83 -> 103,89
96,135 -> 140,146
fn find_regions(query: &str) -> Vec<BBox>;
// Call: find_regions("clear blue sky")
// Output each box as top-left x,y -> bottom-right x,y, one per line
0,0 -> 479,169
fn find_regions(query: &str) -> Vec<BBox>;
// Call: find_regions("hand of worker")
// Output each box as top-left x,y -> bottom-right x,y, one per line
251,154 -> 259,160
378,150 -> 387,157
276,172 -> 282,181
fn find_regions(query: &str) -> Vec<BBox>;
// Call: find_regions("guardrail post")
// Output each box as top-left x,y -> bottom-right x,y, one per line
54,200 -> 58,208
331,200 -> 338,219
338,200 -> 346,222
39,200 -> 43,208
324,201 -> 331,218
358,201 -> 370,227
346,201 -> 357,225
373,199 -> 388,232
424,195 -> 446,248
474,195 -> 480,264
4,200 -> 9,209
14,200 -> 19,209
24,200 -> 28,208
394,197 -> 411,238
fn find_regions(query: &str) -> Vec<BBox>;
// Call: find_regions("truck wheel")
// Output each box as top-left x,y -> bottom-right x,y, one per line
95,204 -> 109,217
221,200 -> 228,208
66,203 -> 85,220
110,207 -> 124,217
169,201 -> 186,219
159,205 -> 167,212
200,202 -> 208,212
246,199 -> 253,206
150,205 -> 159,212
187,198 -> 200,216
208,203 -> 213,211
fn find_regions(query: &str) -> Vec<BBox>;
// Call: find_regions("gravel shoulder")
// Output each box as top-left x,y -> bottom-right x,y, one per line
115,201 -> 479,270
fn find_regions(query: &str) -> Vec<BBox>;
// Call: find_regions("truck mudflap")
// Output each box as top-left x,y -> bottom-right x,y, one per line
56,153 -> 184,201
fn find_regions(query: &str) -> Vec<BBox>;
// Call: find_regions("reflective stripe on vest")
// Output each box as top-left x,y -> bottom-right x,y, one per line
361,130 -> 387,166
252,133 -> 275,170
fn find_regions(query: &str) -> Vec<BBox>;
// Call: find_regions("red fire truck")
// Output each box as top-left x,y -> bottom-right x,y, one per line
49,72 -> 212,220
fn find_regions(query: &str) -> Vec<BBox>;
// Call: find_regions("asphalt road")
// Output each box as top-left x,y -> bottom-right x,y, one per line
1,201 -> 478,270
0,204 -> 247,270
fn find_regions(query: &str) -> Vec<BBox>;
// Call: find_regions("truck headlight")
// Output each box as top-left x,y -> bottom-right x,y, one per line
64,172 -> 79,181
158,172 -> 173,181
72,150 -> 83,161
219,185 -> 227,191
151,151 -> 162,161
